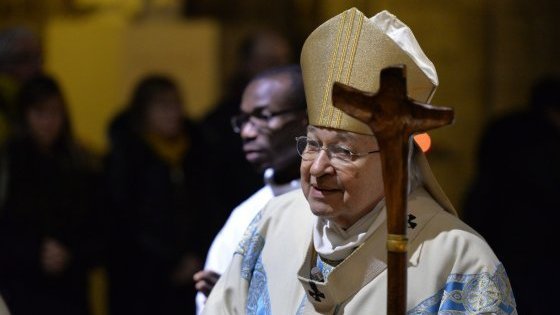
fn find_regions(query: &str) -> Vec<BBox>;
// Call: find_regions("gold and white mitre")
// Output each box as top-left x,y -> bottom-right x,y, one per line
301,8 -> 456,215
301,8 -> 438,135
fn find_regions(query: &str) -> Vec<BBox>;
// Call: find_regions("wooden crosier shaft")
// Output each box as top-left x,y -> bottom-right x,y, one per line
331,65 -> 454,315
379,135 -> 411,315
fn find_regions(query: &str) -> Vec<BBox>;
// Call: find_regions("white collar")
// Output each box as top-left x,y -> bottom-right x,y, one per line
313,199 -> 385,261
263,168 -> 301,197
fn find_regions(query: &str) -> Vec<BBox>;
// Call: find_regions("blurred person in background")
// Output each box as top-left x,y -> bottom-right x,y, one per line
105,74 -> 212,315
194,64 -> 308,313
0,74 -> 101,315
0,26 -> 43,145
464,75 -> 560,314
200,30 -> 294,232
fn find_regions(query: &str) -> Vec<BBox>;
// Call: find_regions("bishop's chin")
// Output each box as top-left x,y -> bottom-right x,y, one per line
306,198 -> 336,217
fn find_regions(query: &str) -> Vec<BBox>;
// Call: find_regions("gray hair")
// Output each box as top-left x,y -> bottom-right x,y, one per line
408,143 -> 423,194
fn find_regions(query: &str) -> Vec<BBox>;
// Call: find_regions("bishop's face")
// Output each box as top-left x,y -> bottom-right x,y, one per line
300,126 -> 385,228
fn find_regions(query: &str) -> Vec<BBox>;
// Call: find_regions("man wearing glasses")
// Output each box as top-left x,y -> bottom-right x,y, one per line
194,65 -> 308,314
203,8 -> 516,314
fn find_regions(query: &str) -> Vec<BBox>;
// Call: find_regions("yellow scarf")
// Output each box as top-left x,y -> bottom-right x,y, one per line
144,132 -> 190,167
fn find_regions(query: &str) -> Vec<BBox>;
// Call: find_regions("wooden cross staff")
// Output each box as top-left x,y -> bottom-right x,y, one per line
331,65 -> 454,315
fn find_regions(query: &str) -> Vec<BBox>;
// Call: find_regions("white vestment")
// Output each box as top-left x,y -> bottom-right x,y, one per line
196,179 -> 300,314
0,296 -> 10,315
203,188 -> 517,314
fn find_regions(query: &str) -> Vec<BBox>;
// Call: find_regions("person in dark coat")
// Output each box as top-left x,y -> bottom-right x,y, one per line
105,74 -> 212,315
463,75 -> 560,314
0,74 -> 101,315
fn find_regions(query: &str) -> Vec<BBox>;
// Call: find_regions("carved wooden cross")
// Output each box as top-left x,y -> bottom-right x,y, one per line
331,65 -> 454,315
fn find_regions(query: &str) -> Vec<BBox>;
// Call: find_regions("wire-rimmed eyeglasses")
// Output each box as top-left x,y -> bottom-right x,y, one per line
231,107 -> 306,133
295,136 -> 380,165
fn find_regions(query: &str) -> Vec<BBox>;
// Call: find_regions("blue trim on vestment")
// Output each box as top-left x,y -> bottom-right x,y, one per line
408,264 -> 516,314
234,210 -> 271,314
295,295 -> 307,315
237,210 -> 266,281
316,256 -> 335,280
246,256 -> 272,315
236,210 -> 264,256
240,233 -> 265,281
